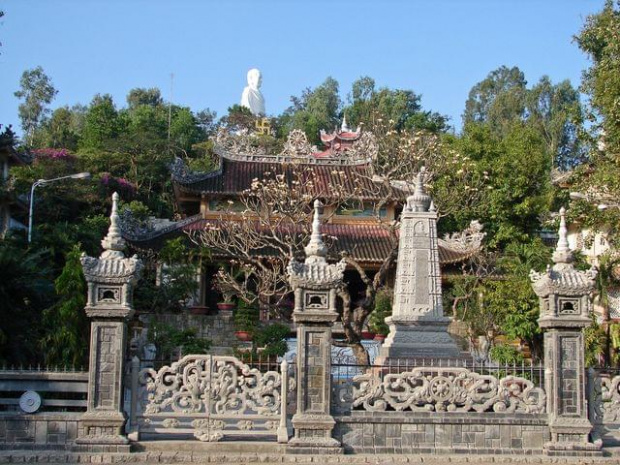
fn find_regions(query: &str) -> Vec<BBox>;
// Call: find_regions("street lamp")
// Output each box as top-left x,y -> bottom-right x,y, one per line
28,172 -> 91,243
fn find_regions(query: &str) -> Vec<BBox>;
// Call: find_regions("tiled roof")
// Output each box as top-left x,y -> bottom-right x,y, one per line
127,216 -> 479,266
173,158 -> 407,201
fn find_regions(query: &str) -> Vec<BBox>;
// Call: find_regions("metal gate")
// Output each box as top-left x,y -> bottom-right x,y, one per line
127,355 -> 291,442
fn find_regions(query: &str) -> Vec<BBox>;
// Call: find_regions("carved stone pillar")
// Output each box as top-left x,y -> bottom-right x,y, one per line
287,200 -> 345,453
530,207 -> 600,454
76,192 -> 143,448
380,168 -> 459,360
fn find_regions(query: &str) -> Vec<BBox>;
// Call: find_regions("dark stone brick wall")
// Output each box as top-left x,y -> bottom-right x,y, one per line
334,412 -> 550,455
0,414 -> 81,449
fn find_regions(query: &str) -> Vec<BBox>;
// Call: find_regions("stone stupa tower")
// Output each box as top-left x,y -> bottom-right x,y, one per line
380,168 -> 460,360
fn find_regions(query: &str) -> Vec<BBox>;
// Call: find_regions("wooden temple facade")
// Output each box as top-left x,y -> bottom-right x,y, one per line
124,124 -> 484,315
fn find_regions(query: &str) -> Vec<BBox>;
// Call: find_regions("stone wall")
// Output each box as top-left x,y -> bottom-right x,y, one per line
0,413 -> 82,449
147,313 -> 236,355
334,412 -> 550,454
189,314 -> 236,352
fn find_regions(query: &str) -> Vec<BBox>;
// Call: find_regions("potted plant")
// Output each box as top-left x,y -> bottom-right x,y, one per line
216,291 -> 236,312
361,329 -> 376,340
234,300 -> 259,341
369,289 -> 392,343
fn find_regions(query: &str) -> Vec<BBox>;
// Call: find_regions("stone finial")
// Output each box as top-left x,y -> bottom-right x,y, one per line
552,207 -> 573,269
406,167 -> 431,212
341,114 -> 351,133
101,192 -> 126,259
304,199 -> 328,264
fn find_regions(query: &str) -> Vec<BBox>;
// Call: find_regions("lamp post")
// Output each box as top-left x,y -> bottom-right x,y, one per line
28,172 -> 91,243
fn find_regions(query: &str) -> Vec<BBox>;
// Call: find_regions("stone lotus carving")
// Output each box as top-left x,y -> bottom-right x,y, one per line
136,355 -> 286,441
351,367 -> 546,414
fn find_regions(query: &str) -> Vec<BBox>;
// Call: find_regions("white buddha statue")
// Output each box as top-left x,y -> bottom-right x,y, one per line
240,68 -> 266,116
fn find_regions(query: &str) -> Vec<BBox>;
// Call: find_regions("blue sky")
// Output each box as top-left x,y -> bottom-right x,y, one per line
0,1 -> 603,137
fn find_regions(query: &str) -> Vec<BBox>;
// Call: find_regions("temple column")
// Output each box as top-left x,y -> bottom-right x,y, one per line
76,192 -> 143,449
531,208 -> 600,455
380,168 -> 459,360
287,200 -> 345,453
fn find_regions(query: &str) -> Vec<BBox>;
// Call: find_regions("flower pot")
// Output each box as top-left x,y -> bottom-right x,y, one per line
217,302 -> 236,311
361,331 -> 375,340
235,331 -> 252,342
189,306 -> 209,315
373,334 -> 387,343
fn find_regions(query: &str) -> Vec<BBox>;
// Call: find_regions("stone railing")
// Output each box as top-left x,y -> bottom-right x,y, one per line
345,366 -> 545,414
588,369 -> 620,443
129,355 -> 293,443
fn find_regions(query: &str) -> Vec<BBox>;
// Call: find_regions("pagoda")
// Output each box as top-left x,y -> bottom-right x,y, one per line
123,124 -> 485,315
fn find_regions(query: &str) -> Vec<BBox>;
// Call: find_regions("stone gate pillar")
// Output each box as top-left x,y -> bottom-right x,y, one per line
530,207 -> 599,454
287,200 -> 345,453
76,192 -> 143,448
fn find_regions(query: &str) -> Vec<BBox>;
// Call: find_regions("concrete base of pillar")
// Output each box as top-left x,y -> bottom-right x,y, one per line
543,419 -> 602,456
380,318 -> 461,359
76,411 -> 128,447
288,413 -> 341,453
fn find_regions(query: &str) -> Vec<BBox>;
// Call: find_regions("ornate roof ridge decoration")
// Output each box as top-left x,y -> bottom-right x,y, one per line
213,128 -> 377,166
530,207 -> 597,296
288,200 -> 346,288
170,157 -> 223,184
319,115 -> 361,144
441,220 -> 486,254
119,208 -> 203,242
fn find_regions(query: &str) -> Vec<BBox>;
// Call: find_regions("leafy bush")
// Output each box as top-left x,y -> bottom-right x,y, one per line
234,300 -> 260,333
253,323 -> 290,357
369,289 -> 392,336
489,343 -> 525,365
147,320 -> 210,361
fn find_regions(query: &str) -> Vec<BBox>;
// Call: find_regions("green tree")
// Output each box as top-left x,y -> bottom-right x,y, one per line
570,2 -> 620,248
526,76 -> 584,169
0,239 -> 53,365
346,76 -> 448,133
35,106 -> 81,150
126,87 -> 163,109
463,66 -> 527,131
40,245 -> 89,367
482,240 -> 551,360
576,0 -> 620,155
80,94 -> 124,150
463,66 -> 584,170
14,66 -> 58,145
282,77 -> 341,144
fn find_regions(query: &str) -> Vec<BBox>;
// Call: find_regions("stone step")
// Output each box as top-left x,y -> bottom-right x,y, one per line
2,450 -> 620,464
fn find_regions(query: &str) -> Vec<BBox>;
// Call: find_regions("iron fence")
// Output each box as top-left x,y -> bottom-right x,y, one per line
0,368 -> 88,413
